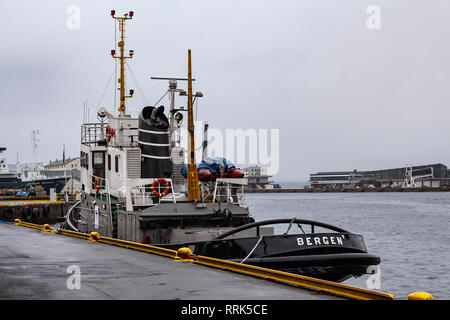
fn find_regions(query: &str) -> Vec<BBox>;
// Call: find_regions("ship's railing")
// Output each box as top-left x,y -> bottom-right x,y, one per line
211,178 -> 248,205
81,123 -> 106,146
129,178 -> 177,207
89,174 -> 113,233
89,174 -> 110,194
122,178 -> 176,210
89,174 -> 112,208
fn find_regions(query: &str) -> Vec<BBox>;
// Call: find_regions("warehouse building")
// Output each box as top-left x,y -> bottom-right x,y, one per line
309,163 -> 450,188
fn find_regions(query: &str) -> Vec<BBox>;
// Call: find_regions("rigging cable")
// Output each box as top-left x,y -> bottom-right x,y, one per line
126,60 -> 150,106
151,90 -> 169,108
91,67 -> 116,122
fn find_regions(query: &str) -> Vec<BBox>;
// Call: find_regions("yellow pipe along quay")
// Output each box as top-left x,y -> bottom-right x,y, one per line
0,193 -> 79,206
11,219 -> 431,300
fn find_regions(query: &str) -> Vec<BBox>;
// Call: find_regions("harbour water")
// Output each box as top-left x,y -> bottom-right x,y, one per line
245,192 -> 450,300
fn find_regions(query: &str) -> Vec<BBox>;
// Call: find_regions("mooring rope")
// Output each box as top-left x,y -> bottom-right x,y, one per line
283,217 -> 306,235
240,235 -> 264,264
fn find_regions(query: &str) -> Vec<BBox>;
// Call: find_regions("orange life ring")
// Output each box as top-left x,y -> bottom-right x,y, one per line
94,177 -> 101,193
151,178 -> 170,197
105,125 -> 115,142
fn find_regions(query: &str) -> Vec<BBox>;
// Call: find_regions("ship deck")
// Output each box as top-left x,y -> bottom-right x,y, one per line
0,223 -> 343,300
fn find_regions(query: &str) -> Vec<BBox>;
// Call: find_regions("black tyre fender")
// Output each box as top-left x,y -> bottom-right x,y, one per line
3,208 -> 14,219
31,207 -> 40,222
43,204 -> 50,217
23,206 -> 32,221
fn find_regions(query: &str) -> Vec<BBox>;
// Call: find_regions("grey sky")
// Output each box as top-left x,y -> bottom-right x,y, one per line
1,0 -> 450,181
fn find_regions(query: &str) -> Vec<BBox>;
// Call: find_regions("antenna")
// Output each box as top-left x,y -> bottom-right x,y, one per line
83,100 -> 87,123
32,129 -> 39,162
111,10 -> 135,117
202,121 -> 209,160
150,76 -> 193,144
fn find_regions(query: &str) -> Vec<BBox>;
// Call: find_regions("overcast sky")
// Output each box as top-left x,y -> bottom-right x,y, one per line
1,0 -> 450,182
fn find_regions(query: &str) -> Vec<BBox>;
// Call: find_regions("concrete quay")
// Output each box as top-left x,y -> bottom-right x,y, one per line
0,223 -> 342,300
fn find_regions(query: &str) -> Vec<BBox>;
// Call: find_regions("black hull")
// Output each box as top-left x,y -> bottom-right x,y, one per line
162,235 -> 381,283
0,177 -> 23,190
0,177 -> 67,193
161,219 -> 381,283
190,234 -> 380,283
228,253 -> 381,283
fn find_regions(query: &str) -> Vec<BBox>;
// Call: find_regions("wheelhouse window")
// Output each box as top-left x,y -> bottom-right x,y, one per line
93,152 -> 104,169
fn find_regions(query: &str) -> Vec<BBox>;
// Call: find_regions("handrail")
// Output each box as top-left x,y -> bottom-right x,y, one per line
124,178 -> 176,210
208,178 -> 248,206
214,218 -> 349,240
81,122 -> 106,146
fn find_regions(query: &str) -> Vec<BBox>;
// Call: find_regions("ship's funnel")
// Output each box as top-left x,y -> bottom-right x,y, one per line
139,106 -> 172,178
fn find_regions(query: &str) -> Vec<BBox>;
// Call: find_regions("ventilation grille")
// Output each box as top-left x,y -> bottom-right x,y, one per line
127,149 -> 141,178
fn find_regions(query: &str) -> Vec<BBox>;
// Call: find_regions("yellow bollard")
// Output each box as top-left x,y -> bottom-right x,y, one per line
177,247 -> 197,262
408,292 -> 434,300
42,224 -> 54,233
89,232 -> 101,242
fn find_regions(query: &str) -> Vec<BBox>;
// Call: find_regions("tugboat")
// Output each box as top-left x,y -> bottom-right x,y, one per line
68,11 -> 380,283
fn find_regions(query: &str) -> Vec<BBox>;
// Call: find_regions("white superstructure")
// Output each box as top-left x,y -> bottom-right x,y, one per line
0,148 -> 8,174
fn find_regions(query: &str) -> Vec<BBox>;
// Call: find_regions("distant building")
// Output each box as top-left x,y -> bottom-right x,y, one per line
44,157 -> 80,171
243,165 -> 274,189
43,157 -> 81,181
309,163 -> 450,188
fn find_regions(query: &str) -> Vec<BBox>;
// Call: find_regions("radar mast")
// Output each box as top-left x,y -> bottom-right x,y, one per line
111,10 -> 135,117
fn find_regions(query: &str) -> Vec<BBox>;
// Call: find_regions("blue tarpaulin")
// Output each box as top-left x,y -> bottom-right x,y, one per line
181,157 -> 237,176
16,191 -> 30,197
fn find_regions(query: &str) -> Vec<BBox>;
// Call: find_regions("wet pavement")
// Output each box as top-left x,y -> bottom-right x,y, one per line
0,223 -> 341,300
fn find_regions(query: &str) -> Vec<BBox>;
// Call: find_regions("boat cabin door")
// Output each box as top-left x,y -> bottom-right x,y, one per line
92,151 -> 106,181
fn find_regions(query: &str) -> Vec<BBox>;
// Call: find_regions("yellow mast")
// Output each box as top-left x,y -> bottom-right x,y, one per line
111,10 -> 134,117
186,49 -> 201,202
